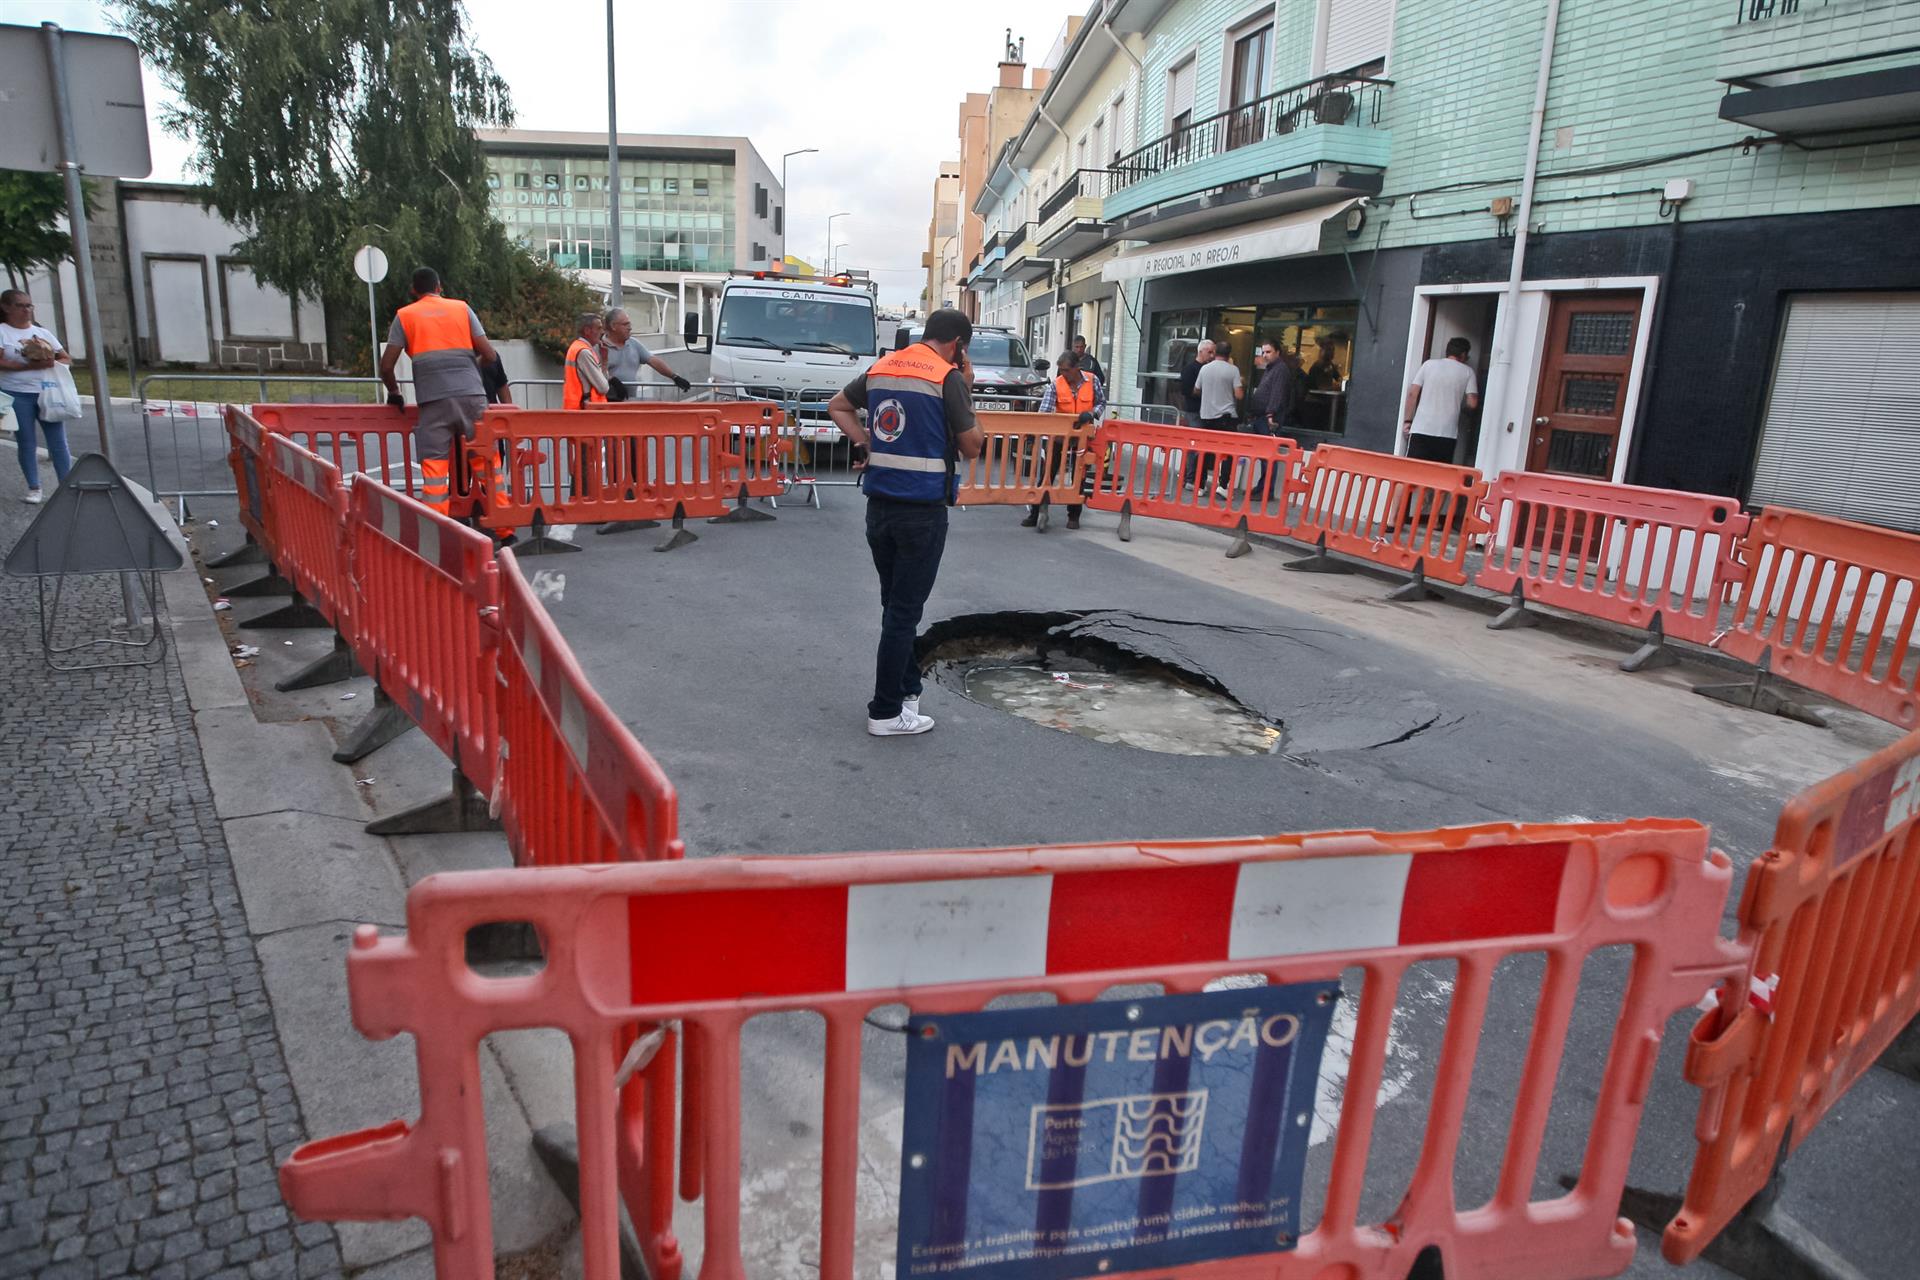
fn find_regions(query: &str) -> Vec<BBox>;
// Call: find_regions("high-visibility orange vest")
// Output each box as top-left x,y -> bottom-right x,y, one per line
396,294 -> 475,355
1054,374 -> 1096,416
564,338 -> 603,410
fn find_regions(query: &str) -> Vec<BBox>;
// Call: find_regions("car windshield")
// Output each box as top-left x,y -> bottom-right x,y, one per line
717,294 -> 876,354
966,332 -> 1030,369
903,329 -> 1031,369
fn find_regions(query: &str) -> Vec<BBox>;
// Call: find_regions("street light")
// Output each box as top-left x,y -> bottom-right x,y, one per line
781,148 -> 816,268
826,211 -> 849,273
831,242 -> 850,274
605,0 -> 621,304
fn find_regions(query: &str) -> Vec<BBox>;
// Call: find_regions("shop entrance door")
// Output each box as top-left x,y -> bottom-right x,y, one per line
1526,291 -> 1641,478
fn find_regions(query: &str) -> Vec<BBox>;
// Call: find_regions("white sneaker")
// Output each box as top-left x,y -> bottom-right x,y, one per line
868,709 -> 935,737
1214,485 -> 1231,501
23,488 -> 43,504
902,697 -> 920,718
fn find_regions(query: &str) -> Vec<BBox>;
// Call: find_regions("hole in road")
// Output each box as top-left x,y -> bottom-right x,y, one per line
920,611 -> 1284,757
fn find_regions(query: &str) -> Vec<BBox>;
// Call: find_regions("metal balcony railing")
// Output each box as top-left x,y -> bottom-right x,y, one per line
1736,0 -> 1827,21
1005,223 -> 1027,253
1108,69 -> 1391,196
1037,169 -> 1126,223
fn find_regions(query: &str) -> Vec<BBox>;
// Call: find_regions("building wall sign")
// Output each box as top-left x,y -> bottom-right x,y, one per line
1102,200 -> 1359,284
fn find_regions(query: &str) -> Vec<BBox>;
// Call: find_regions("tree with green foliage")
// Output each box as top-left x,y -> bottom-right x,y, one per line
117,0 -> 593,369
0,169 -> 86,288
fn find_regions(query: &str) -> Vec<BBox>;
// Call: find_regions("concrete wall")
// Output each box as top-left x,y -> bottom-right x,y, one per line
122,187 -> 325,371
737,141 -> 784,268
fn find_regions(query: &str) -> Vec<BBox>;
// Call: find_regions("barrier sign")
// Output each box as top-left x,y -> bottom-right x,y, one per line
897,982 -> 1337,1280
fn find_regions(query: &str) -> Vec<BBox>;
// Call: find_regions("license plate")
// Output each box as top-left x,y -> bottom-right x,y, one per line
978,399 -> 1013,410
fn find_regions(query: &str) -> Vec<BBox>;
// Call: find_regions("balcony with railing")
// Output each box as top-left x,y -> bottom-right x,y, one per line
1101,70 -> 1391,236
1037,169 -> 1125,258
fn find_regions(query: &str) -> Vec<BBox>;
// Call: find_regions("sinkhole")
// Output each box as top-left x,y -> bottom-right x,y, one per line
918,612 -> 1284,757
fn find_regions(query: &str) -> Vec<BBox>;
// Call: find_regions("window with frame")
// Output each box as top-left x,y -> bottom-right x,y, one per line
754,184 -> 768,217
1166,58 -> 1196,135
774,206 -> 784,235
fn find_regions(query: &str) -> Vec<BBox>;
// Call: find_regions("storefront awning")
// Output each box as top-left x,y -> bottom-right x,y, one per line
1100,198 -> 1360,284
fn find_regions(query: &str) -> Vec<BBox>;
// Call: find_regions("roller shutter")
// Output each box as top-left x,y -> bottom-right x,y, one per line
1749,292 -> 1920,532
1322,0 -> 1394,75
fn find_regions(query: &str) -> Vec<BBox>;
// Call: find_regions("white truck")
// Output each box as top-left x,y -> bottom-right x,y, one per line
684,272 -> 880,440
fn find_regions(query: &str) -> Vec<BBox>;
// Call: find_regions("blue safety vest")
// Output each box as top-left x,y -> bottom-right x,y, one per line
861,343 -> 957,503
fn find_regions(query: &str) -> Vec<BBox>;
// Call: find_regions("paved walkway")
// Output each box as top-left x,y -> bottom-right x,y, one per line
0,458 -> 341,1279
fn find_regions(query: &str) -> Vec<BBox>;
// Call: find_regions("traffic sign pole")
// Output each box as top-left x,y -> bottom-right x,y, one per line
353,245 -> 390,395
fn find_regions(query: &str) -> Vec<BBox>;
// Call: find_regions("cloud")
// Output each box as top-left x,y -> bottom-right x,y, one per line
60,0 -> 1083,307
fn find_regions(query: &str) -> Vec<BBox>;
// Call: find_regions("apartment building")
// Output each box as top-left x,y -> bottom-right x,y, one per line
941,0 -> 1920,529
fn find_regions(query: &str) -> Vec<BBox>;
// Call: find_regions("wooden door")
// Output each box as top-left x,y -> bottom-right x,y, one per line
1526,292 -> 1642,477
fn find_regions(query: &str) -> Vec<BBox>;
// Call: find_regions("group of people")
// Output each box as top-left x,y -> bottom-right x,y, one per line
1175,333 -> 1348,438
376,267 -> 699,516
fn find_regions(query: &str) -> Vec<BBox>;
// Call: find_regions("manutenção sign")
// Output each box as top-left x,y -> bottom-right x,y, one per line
897,982 -> 1337,1280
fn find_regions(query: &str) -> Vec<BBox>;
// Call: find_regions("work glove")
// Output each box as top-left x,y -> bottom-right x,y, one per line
672,375 -> 692,393
386,392 -> 406,412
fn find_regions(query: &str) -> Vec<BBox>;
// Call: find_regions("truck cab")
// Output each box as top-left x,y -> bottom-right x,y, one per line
689,273 -> 880,436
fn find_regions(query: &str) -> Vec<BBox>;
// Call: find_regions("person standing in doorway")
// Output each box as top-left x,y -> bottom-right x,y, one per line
380,268 -> 499,516
1186,341 -> 1242,495
600,308 -> 691,400
1176,339 -> 1213,429
1244,337 -> 1293,496
0,289 -> 74,503
1071,333 -> 1105,387
1401,337 -> 1480,463
827,307 -> 985,737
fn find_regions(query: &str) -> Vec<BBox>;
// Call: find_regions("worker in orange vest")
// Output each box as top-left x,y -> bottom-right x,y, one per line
563,312 -> 610,409
1022,350 -> 1103,530
379,267 -> 501,517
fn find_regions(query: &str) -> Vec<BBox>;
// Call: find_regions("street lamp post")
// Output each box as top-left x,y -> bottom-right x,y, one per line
826,212 -> 849,273
605,0 -> 621,304
780,148 -> 816,270
831,243 -> 850,274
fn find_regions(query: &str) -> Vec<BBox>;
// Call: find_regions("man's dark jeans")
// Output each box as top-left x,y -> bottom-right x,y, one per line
865,495 -> 949,720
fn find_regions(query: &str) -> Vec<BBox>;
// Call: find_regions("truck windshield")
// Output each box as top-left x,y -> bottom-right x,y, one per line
717,294 -> 876,355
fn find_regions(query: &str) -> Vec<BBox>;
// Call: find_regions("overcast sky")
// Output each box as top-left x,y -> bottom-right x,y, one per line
46,0 -> 1083,306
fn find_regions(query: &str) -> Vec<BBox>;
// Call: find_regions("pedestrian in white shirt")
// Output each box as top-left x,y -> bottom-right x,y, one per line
1401,337 -> 1480,463
0,289 -> 75,503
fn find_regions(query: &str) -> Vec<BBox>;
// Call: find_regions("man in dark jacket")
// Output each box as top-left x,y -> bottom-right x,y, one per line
1176,338 -> 1214,428
1248,338 -> 1290,434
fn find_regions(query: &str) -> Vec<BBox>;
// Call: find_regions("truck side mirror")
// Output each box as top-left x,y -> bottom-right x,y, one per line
894,327 -> 910,352
1033,359 -> 1049,374
682,311 -> 701,346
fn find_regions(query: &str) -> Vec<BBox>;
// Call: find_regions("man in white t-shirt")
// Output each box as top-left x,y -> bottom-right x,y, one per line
0,289 -> 76,503
1400,337 -> 1480,463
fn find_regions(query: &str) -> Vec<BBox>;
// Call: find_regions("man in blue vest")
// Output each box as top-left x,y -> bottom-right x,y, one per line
828,307 -> 985,737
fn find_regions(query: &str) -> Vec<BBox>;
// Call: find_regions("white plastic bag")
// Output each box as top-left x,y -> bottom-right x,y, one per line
38,363 -> 82,423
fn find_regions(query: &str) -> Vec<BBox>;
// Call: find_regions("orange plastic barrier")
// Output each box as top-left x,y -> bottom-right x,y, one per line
1712,506 -> 1920,727
494,548 -> 684,866
1084,419 -> 1302,547
223,407 -> 274,555
957,411 -> 1094,509
472,407 -> 735,532
589,399 -> 786,500
1666,729 -> 1920,1262
1291,445 -> 1489,584
345,479 -> 501,791
263,435 -> 352,630
252,402 -> 428,504
1476,472 -> 1751,645
281,818 -> 1746,1280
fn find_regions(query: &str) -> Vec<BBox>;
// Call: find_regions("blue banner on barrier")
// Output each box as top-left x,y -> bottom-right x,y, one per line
896,982 -> 1337,1280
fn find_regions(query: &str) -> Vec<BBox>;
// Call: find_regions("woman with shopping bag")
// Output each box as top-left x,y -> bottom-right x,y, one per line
0,289 -> 77,503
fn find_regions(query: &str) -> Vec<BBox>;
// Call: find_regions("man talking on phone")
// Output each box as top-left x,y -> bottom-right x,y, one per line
828,307 -> 985,737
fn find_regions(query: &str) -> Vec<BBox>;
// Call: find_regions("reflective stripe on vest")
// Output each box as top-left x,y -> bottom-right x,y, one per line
563,339 -> 602,410
861,343 -> 953,503
397,295 -> 475,355
1054,375 -> 1095,416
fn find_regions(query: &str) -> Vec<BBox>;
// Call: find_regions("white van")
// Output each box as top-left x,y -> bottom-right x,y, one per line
687,273 -> 879,436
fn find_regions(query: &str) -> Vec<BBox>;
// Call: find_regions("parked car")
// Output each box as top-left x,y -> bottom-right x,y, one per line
892,324 -> 1045,409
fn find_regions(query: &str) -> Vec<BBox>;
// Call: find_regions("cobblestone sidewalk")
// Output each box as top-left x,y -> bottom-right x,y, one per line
0,462 -> 342,1279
